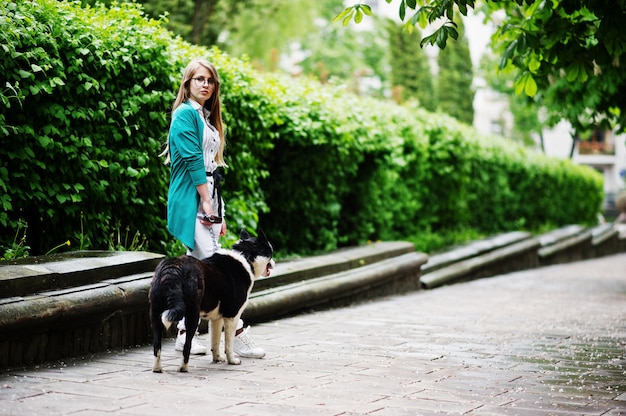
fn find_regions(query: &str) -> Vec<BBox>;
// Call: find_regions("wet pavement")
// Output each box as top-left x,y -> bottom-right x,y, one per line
1,253 -> 625,415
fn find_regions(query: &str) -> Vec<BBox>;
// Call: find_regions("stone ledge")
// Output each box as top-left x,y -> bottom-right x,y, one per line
1,225 -> 624,370
0,242 -> 422,369
0,251 -> 164,298
591,223 -> 622,257
255,241 -> 415,291
537,224 -> 586,246
420,238 -> 540,289
0,272 -> 153,336
538,227 -> 592,266
422,231 -> 531,274
245,252 -> 428,322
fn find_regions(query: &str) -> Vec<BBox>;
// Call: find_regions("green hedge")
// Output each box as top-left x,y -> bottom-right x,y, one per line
0,0 -> 604,257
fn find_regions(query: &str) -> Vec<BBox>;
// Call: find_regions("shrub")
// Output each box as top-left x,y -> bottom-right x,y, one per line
0,0 -> 604,258
1,1 -> 175,254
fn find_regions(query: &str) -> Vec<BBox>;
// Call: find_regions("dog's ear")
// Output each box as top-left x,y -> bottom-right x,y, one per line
240,229 -> 252,240
258,228 -> 268,242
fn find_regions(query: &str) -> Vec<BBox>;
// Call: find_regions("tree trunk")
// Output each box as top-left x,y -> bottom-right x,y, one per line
191,0 -> 218,46
569,134 -> 578,159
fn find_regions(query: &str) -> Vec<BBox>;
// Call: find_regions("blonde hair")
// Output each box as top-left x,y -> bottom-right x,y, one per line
160,59 -> 226,166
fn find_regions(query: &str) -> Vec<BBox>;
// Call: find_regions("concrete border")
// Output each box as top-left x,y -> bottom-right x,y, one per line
420,238 -> 540,289
245,252 -> 428,322
1,225 -> 624,370
0,242 -> 421,369
0,251 -> 163,298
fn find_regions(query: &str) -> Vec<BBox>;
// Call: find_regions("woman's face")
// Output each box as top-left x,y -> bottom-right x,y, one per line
188,66 -> 215,106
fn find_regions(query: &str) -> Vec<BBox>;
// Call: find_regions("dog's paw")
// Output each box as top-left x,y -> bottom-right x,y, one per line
227,356 -> 241,365
179,362 -> 189,372
212,354 -> 226,363
153,354 -> 162,373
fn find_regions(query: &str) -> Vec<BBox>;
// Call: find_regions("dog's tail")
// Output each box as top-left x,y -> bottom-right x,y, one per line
156,264 -> 186,330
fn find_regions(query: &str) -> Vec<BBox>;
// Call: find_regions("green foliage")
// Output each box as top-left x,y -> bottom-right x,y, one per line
107,223 -> 148,251
436,18 -> 474,125
1,0 -> 604,260
221,0 -> 322,72
133,0 -> 328,72
338,1 -> 626,133
462,131 -> 604,232
478,53 -> 544,146
0,0 -> 175,255
299,16 -> 390,97
2,219 -> 30,260
486,0 -> 626,133
387,21 -> 436,110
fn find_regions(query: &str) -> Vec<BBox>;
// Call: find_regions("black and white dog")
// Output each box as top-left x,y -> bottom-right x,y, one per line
149,230 -> 274,372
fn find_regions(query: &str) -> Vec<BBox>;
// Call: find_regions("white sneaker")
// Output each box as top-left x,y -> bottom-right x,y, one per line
175,330 -> 207,355
233,326 -> 265,358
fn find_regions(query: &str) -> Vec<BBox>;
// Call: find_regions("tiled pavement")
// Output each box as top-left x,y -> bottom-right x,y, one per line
1,253 -> 625,416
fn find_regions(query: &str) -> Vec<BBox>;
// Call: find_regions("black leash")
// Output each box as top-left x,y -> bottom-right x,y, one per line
206,169 -> 224,219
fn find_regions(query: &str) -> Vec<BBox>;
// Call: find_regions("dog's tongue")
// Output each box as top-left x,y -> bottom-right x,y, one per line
265,264 -> 271,277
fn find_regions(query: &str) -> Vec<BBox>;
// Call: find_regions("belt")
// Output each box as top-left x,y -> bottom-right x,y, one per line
206,169 -> 224,218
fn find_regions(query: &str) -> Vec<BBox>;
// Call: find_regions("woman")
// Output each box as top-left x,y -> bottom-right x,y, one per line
161,58 -> 264,358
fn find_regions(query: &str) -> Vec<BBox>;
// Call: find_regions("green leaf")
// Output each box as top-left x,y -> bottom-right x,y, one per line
354,9 -> 363,23
524,74 -> 537,96
436,27 -> 448,49
514,75 -> 525,96
418,11 -> 428,28
342,12 -> 353,26
37,136 -> 52,148
18,69 -> 31,78
332,7 -> 353,23
447,25 -> 458,41
515,72 -> 537,96
566,63 -> 579,82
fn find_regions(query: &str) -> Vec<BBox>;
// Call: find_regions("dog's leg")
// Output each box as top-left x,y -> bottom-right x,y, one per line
223,317 -> 241,365
153,350 -> 162,373
151,308 -> 164,373
210,318 -> 226,363
179,314 -> 199,372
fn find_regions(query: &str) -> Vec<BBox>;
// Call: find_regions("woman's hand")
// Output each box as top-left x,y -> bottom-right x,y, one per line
199,198 -> 216,225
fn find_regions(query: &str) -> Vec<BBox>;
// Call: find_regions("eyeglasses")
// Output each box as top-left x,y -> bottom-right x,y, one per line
191,77 -> 218,87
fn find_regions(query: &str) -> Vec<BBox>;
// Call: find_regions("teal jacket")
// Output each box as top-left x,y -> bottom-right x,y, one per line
166,102 -> 206,250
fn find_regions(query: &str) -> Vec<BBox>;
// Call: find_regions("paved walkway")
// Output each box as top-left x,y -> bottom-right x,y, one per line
1,254 -> 625,416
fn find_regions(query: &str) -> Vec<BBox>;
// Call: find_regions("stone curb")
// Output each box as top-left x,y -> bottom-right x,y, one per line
421,237 -> 540,289
1,225 -> 624,369
421,231 -> 531,274
0,242 -> 420,369
245,252 -> 429,322
0,251 -> 164,298
255,241 -> 415,291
